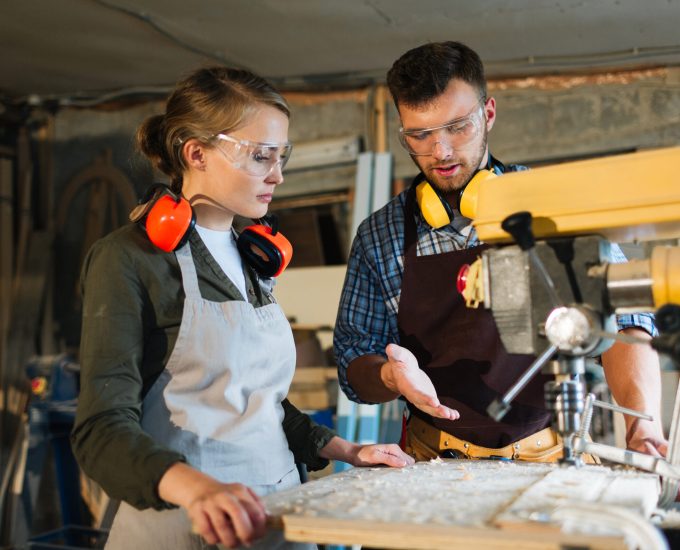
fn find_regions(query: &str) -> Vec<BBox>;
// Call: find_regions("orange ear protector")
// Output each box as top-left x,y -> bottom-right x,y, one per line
237,216 -> 293,278
131,184 -> 293,278
131,184 -> 196,252
415,169 -> 496,229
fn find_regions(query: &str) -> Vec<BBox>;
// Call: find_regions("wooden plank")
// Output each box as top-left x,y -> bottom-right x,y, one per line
272,191 -> 350,211
275,265 -> 347,330
280,516 -> 626,550
495,466 -> 659,530
287,389 -> 335,411
373,85 -> 388,154
263,459 -> 657,549
284,135 -> 360,172
292,367 -> 337,386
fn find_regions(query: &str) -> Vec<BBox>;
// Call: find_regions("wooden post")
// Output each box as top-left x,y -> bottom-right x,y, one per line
374,85 -> 388,154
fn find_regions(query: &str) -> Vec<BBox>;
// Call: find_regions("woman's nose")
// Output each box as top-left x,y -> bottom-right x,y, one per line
265,161 -> 284,184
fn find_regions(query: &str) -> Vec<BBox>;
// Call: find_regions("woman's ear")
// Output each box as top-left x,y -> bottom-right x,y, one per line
182,139 -> 208,171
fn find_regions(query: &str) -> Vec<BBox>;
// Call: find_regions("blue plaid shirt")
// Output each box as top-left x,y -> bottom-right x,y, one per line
334,164 -> 657,404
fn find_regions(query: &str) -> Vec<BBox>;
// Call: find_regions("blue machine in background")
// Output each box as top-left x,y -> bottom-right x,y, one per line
18,355 -> 107,549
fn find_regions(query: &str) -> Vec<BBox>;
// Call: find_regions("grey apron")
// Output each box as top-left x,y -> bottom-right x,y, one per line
106,242 -> 314,549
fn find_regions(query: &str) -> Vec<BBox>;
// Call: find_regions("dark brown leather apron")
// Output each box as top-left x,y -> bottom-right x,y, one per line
397,185 -> 551,448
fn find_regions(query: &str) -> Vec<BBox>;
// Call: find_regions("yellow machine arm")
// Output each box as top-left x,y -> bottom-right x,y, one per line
461,146 -> 680,244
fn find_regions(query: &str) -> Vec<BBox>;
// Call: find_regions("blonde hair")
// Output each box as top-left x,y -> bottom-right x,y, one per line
136,67 -> 289,192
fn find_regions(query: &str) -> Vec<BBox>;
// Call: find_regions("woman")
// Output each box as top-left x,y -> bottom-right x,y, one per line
71,66 -> 413,549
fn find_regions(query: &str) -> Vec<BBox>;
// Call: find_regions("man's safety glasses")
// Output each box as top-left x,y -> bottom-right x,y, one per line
214,134 -> 293,177
398,100 -> 486,156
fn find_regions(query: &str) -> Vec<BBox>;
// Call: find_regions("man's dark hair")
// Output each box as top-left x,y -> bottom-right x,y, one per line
386,41 -> 487,108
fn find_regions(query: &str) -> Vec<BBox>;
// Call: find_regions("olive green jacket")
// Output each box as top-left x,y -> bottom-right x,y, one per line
71,224 -> 335,510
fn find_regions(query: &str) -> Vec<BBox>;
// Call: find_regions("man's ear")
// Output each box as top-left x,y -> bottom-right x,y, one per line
484,97 -> 496,132
182,139 -> 208,171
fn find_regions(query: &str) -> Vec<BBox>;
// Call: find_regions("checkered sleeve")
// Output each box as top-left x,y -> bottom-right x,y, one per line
608,243 -> 658,337
334,225 -> 393,404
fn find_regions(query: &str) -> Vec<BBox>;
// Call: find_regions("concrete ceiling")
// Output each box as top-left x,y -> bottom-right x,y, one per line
2,0 -> 680,102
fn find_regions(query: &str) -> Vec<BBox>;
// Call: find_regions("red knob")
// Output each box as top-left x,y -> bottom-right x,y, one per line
456,264 -> 470,294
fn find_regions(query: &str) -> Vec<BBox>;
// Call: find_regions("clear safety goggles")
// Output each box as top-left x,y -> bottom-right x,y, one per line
398,99 -> 486,156
214,133 -> 293,177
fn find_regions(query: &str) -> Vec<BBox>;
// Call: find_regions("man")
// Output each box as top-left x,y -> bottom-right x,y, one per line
334,41 -> 666,462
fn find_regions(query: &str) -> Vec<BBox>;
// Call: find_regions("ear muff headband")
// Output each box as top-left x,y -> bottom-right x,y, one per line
416,169 -> 497,229
135,185 -> 292,277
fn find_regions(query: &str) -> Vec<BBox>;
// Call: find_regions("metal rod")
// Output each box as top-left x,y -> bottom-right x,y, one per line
528,249 -> 562,307
592,399 -> 654,421
574,438 -> 680,481
502,344 -> 557,404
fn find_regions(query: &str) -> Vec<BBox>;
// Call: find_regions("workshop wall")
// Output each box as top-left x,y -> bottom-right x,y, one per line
388,66 -> 680,177
45,65 -> 680,348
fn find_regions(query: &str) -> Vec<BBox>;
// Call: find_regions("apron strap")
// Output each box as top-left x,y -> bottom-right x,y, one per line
174,243 -> 202,300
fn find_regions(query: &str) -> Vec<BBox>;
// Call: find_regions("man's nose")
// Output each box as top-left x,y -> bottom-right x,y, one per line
432,140 -> 454,161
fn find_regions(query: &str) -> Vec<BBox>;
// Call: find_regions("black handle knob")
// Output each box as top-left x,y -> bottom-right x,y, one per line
655,304 -> 680,335
501,211 -> 535,251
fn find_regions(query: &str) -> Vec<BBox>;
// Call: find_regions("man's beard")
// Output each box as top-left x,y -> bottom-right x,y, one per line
417,129 -> 488,198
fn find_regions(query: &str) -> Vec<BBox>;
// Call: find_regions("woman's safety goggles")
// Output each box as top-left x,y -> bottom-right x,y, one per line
214,133 -> 293,177
398,100 -> 486,156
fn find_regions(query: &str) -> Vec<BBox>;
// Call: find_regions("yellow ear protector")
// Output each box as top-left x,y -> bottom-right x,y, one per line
415,169 -> 497,228
130,184 -> 293,277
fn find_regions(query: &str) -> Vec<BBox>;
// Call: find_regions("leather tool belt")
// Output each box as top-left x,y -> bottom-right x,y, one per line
405,414 -> 598,464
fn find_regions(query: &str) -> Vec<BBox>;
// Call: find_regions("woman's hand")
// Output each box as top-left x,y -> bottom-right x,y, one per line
158,462 -> 267,548
186,482 -> 267,548
351,443 -> 416,468
319,436 -> 415,468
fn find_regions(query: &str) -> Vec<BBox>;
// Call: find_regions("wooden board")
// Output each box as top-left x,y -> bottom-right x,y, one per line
263,459 -> 659,549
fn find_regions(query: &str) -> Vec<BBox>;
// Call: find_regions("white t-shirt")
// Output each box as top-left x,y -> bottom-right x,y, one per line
195,225 -> 248,299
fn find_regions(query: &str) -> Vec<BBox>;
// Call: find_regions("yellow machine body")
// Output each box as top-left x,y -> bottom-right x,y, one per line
651,246 -> 680,306
460,147 -> 680,244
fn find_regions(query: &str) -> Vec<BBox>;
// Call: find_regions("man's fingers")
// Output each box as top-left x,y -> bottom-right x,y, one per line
419,402 -> 459,420
386,343 -> 415,366
413,393 -> 439,409
385,343 -> 405,363
628,437 -> 668,458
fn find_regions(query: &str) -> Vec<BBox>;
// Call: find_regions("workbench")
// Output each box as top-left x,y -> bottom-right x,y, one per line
264,459 -> 662,549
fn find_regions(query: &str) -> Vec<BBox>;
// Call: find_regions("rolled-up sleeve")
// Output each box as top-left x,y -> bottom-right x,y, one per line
333,228 -> 393,404
608,243 -> 658,337
281,399 -> 336,471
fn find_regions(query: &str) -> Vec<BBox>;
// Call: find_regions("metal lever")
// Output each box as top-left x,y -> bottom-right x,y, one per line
578,392 -> 654,442
487,344 -> 557,421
